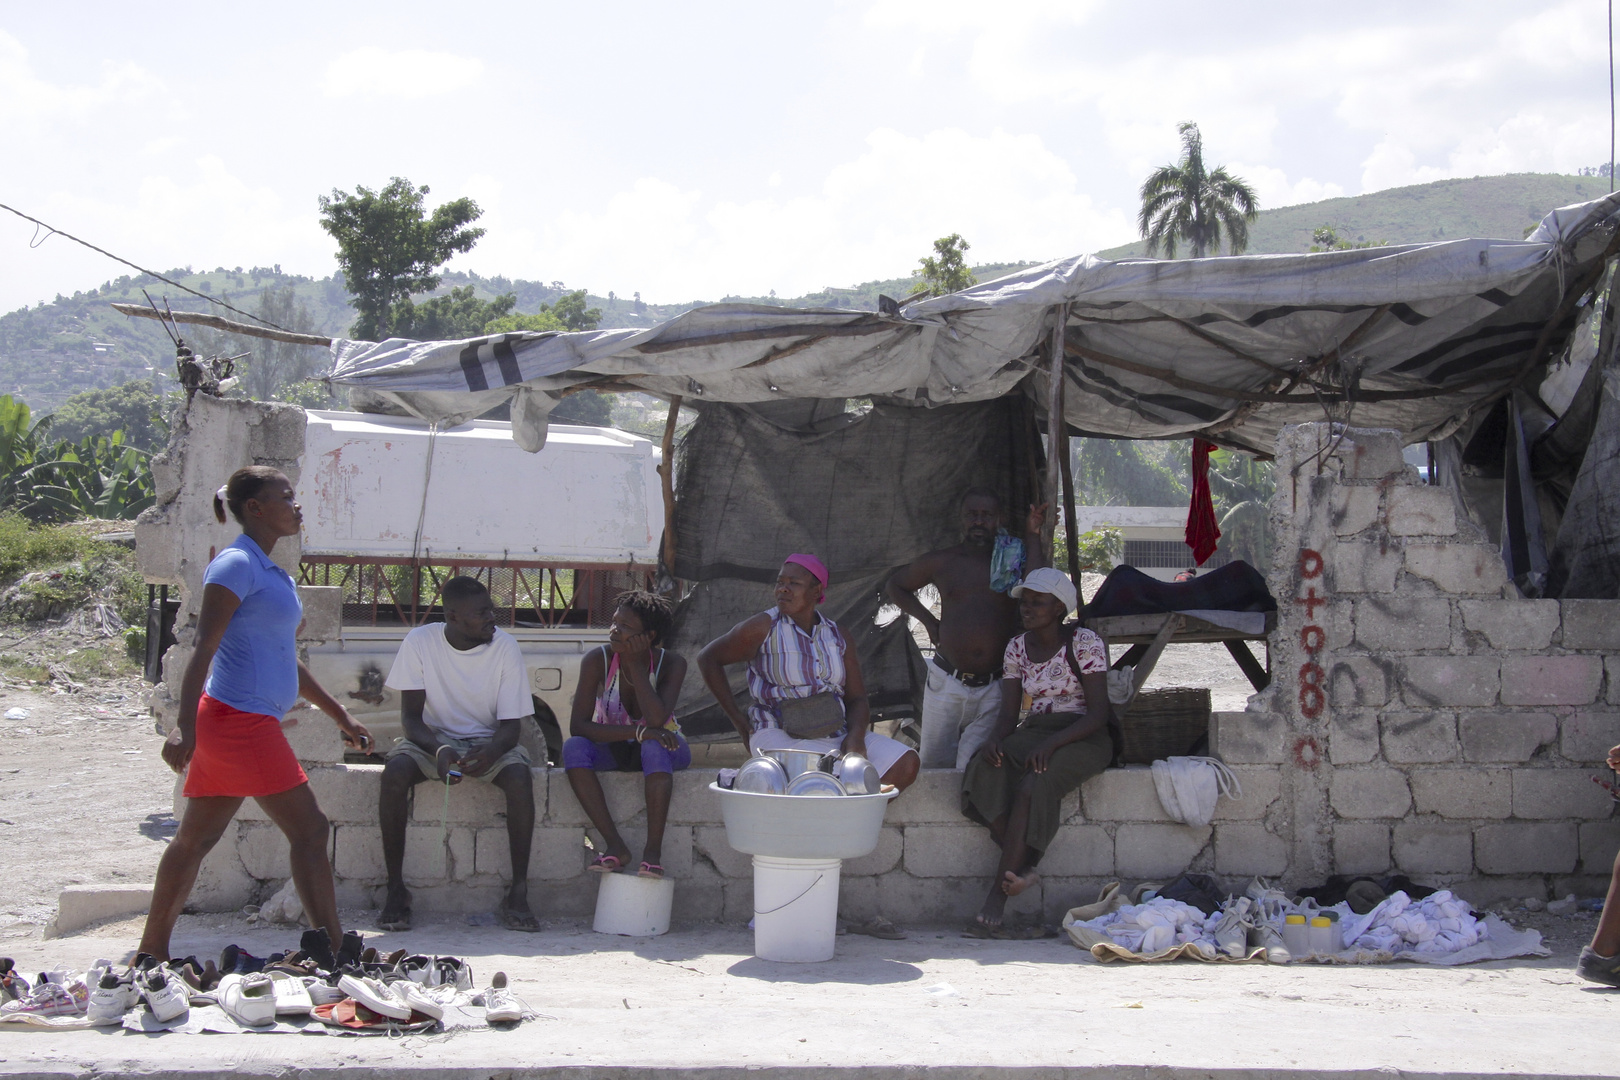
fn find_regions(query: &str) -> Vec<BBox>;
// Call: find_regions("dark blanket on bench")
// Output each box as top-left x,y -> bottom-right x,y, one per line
1085,561 -> 1277,619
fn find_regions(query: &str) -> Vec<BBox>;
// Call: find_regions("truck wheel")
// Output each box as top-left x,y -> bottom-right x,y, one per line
532,697 -> 564,766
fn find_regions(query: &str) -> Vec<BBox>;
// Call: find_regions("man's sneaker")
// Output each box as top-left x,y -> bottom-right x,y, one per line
433,956 -> 473,991
1576,945 -> 1620,987
140,967 -> 190,1023
1211,898 -> 1253,959
219,944 -> 266,975
304,977 -> 344,1006
266,971 -> 313,1015
397,981 -> 451,1020
0,979 -> 87,1018
300,928 -> 336,972
481,971 -> 522,1023
336,974 -> 411,1020
218,973 -> 277,1027
1248,921 -> 1293,964
86,968 -> 140,1025
399,955 -> 434,984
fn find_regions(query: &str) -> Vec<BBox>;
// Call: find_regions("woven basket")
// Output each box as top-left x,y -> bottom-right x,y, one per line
1118,687 -> 1211,765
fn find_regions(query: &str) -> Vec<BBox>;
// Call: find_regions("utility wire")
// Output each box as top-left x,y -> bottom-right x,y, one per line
1611,0 -> 1615,193
0,200 -> 292,332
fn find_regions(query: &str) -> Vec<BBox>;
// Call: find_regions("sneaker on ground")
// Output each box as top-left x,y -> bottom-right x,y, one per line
397,981 -> 448,1021
399,955 -> 434,984
481,973 -> 521,1023
1576,945 -> 1620,988
1211,898 -> 1253,959
86,969 -> 140,1025
220,944 -> 266,975
303,977 -> 344,1006
0,980 -> 87,1018
218,973 -> 277,1027
0,959 -> 27,1003
434,957 -> 473,991
336,974 -> 411,1021
1247,921 -> 1293,964
140,967 -> 190,1023
266,971 -> 313,1015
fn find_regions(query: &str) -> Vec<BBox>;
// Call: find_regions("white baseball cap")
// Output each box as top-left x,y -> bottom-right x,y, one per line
1010,566 -> 1078,613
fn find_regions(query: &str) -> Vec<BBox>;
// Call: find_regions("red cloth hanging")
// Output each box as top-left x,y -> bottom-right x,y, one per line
1185,438 -> 1222,567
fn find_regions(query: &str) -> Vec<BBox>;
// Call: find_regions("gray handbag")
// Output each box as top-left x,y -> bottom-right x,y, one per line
777,691 -> 845,739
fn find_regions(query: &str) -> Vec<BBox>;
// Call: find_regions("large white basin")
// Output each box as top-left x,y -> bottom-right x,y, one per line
709,783 -> 896,859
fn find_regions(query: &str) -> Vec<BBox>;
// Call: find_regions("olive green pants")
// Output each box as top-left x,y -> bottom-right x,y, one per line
960,713 -> 1112,852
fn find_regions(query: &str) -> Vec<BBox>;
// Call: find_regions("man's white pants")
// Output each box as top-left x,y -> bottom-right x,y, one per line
918,665 -> 1003,770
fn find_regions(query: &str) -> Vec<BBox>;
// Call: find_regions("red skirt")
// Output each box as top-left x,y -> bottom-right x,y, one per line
183,694 -> 308,799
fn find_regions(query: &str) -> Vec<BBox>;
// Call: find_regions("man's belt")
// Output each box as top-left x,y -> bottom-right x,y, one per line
932,654 -> 1003,689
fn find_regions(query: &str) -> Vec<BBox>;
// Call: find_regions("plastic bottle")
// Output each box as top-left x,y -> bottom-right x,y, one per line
1308,915 -> 1338,956
1281,914 -> 1311,957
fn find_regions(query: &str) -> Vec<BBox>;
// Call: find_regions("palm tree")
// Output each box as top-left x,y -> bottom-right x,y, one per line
1138,123 -> 1260,259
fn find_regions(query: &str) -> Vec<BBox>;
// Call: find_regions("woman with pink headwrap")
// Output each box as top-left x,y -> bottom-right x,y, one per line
697,554 -> 919,793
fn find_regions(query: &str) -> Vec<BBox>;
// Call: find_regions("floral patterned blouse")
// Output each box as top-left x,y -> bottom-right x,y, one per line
1002,628 -> 1108,714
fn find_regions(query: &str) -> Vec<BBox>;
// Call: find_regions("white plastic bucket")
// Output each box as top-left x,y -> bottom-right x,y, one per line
752,855 -> 841,962
711,784 -> 895,859
592,871 -> 674,937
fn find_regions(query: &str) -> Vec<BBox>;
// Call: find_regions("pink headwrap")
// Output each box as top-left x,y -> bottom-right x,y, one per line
783,553 -> 829,603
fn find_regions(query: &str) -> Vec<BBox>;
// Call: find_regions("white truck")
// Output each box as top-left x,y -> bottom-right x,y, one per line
293,408 -> 665,762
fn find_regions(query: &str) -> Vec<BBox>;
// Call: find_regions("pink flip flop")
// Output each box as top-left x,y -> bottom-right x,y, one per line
637,862 -> 665,880
588,854 -> 626,873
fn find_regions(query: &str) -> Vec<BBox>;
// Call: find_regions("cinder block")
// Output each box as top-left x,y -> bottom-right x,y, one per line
1387,486 -> 1457,536
410,772 -> 517,824
478,825 -> 609,881
1460,713 -> 1557,763
1561,599 -> 1620,651
580,824 -> 694,878
1328,710 -> 1380,765
1400,658 -> 1499,709
1562,712 -> 1620,763
1404,544 -> 1509,593
903,826 -> 1001,878
844,827 -> 904,876
1334,822 -> 1391,874
1580,821 -> 1620,871
191,827 -> 257,910
279,709 -> 346,765
1460,599 -> 1559,651
1329,542 -> 1402,593
1039,825 -> 1115,877
237,823 -> 293,880
1330,656 -> 1391,709
1611,657 -> 1620,705
1331,486 -> 1381,536
693,826 -> 752,879
1393,822 -> 1474,874
1474,822 -> 1578,874
52,884 -> 154,936
1511,769 -> 1616,820
665,771 -> 725,826
1380,711 -> 1459,764
1214,766 -> 1282,821
1329,770 -> 1412,819
247,400 -> 307,461
874,874 -> 1017,925
884,770 -> 968,824
333,824 -> 446,885
1214,824 -> 1288,876
295,586 -> 343,641
543,768 -> 642,827
1334,429 -> 1408,481
1113,823 -> 1211,879
1080,767 -> 1172,822
448,826 -> 475,880
1211,710 -> 1287,764
1410,768 -> 1511,819
670,860 -> 727,923
305,764 -> 384,824
1501,655 -> 1603,707
1354,597 -> 1452,652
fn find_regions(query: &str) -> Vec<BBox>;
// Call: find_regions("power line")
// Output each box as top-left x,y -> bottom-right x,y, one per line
0,201 -> 292,332
1611,0 -> 1615,193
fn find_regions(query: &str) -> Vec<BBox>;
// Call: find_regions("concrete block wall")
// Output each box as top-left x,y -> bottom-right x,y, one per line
1244,423 -> 1618,903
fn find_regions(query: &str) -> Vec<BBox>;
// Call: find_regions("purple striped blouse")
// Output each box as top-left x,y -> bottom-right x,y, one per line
745,607 -> 847,733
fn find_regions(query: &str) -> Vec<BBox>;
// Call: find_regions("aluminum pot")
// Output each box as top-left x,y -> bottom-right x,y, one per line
785,770 -> 846,797
734,754 -> 789,795
832,753 -> 880,795
762,747 -> 835,780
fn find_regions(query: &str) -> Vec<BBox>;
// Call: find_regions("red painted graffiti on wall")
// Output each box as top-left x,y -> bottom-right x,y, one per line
1296,547 -> 1327,719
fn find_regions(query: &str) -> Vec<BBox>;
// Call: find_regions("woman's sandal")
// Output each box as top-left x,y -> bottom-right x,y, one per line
961,917 -> 1000,939
588,854 -> 627,874
637,862 -> 665,880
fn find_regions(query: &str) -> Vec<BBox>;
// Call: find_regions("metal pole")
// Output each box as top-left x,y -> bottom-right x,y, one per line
1045,304 -> 1069,563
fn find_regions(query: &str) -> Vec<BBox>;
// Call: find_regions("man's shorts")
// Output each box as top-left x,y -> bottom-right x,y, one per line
386,735 -> 532,783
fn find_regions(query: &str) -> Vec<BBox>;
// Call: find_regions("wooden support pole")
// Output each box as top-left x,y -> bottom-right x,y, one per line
1043,304 -> 1069,563
658,395 -> 683,574
110,303 -> 333,347
1060,396 -> 1080,586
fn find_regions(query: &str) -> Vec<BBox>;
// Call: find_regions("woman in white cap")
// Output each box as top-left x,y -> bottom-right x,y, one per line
961,566 -> 1112,937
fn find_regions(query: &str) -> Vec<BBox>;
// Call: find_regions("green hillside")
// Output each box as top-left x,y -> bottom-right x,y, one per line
4,172 -> 1609,413
1095,172 -> 1610,260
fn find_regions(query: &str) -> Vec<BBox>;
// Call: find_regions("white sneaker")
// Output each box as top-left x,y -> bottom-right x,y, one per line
218,973 -> 277,1027
397,981 -> 449,1020
266,971 -> 313,1015
140,967 -> 190,1023
433,957 -> 473,991
480,971 -> 522,1023
1248,921 -> 1293,964
86,969 -> 140,1025
336,974 -> 411,1021
0,979 -> 87,1018
304,977 -> 344,1006
1211,898 -> 1253,959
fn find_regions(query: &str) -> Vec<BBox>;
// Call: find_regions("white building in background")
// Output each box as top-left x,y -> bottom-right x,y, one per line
1069,505 -> 1229,583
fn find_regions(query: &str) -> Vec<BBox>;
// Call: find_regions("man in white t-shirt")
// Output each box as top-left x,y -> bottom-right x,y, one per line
378,576 -> 538,932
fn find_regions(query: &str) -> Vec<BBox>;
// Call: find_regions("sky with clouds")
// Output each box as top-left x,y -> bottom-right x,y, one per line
0,0 -> 1612,315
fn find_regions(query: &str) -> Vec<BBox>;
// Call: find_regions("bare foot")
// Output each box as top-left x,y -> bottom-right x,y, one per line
1000,868 -> 1041,897
379,883 -> 412,931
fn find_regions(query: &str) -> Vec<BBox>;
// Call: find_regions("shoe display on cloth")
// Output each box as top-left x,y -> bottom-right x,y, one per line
0,979 -> 87,1018
300,928 -> 337,972
220,944 -> 266,975
399,955 -> 434,984
336,974 -> 411,1021
218,973 -> 277,1027
1576,945 -> 1620,988
1211,897 -> 1254,959
303,977 -> 344,1006
140,967 -> 190,1023
433,956 -> 473,991
266,971 -> 313,1015
86,968 -> 140,1025
1247,921 -> 1293,964
397,981 -> 448,1020
481,972 -> 521,1023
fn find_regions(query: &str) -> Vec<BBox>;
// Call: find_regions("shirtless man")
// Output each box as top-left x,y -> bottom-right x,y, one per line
885,488 -> 1046,769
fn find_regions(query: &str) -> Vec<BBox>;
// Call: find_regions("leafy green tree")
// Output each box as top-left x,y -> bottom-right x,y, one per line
552,390 -> 613,425
1072,438 -> 1188,506
1308,226 -> 1388,253
1054,526 -> 1124,575
910,234 -> 977,297
1208,449 -> 1275,572
549,290 -> 603,331
1138,123 -> 1260,258
46,380 -> 165,452
317,178 -> 485,339
483,309 -> 568,335
392,285 -> 516,340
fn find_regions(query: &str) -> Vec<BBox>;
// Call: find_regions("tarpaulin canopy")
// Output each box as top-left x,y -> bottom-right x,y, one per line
327,192 -> 1620,458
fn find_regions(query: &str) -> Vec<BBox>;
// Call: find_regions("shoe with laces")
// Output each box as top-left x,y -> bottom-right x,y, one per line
399,955 -> 434,984
0,959 -> 27,1003
433,956 -> 473,991
304,976 -> 344,1006
397,981 -> 451,1020
1577,946 -> 1620,988
1247,920 -> 1293,964
1211,898 -> 1254,959
86,968 -> 140,1025
480,971 -> 521,1023
140,967 -> 190,1023
265,971 -> 313,1015
218,973 -> 277,1027
336,974 -> 411,1020
220,944 -> 266,975
0,979 -> 87,1018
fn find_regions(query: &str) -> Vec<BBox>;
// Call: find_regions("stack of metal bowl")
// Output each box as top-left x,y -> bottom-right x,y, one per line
732,748 -> 880,796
